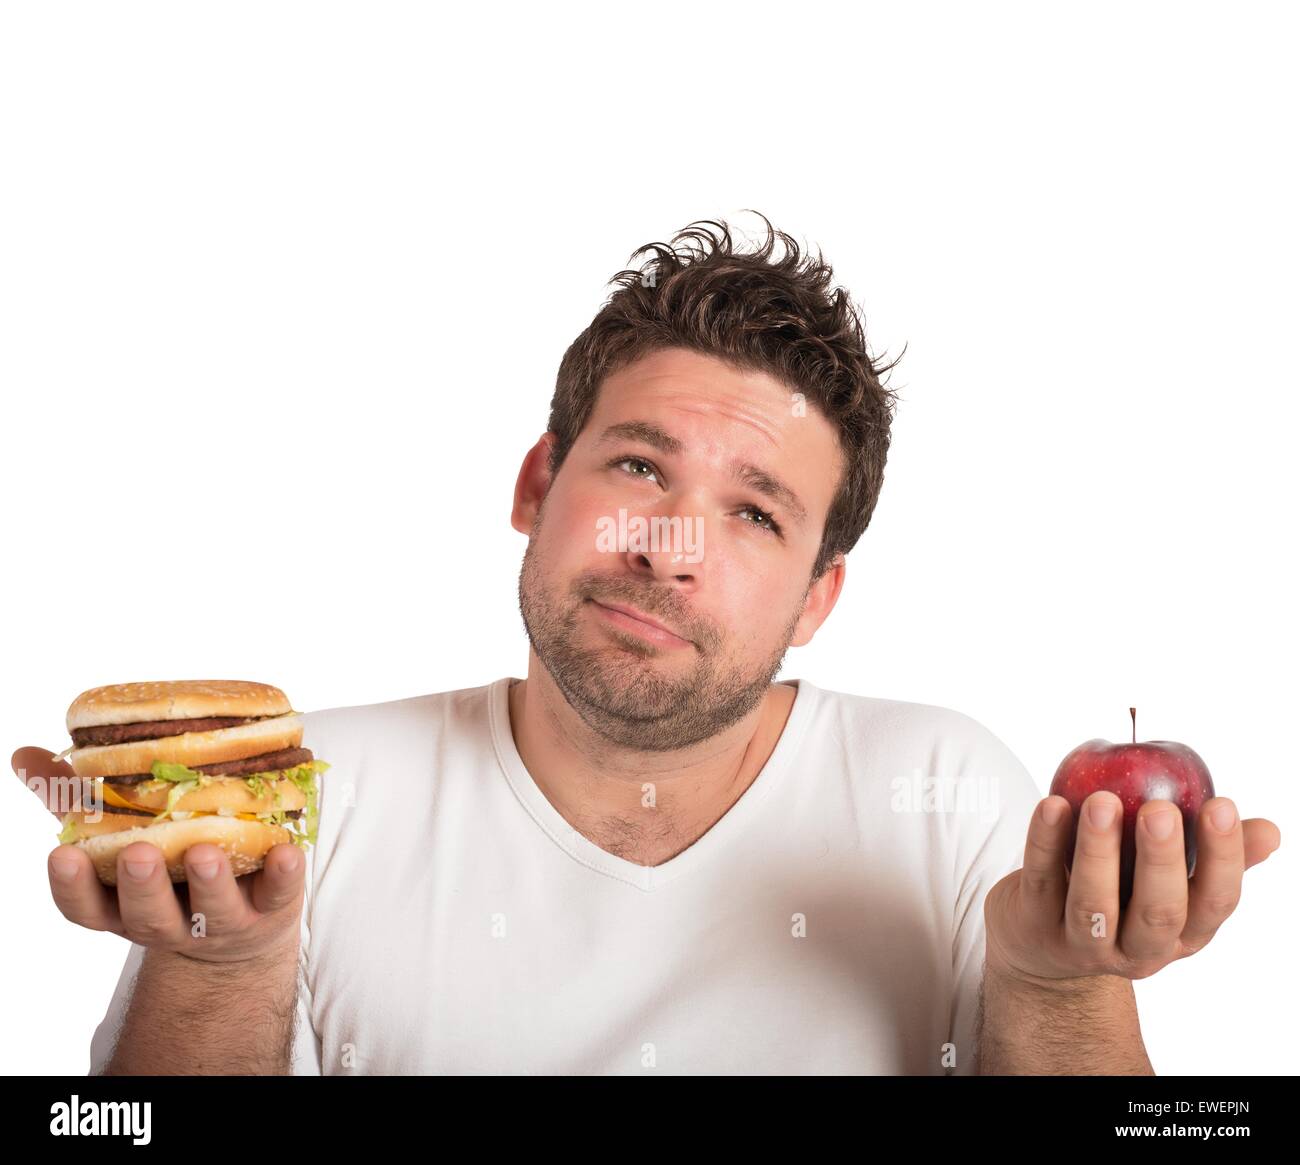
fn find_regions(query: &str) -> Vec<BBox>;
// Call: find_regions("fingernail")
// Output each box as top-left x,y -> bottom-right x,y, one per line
51,859 -> 78,883
1041,799 -> 1064,826
276,851 -> 300,876
1145,808 -> 1177,840
1088,799 -> 1118,828
124,860 -> 154,880
191,860 -> 219,880
1211,802 -> 1237,833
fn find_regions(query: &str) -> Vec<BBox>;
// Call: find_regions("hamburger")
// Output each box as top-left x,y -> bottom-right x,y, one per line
55,679 -> 328,885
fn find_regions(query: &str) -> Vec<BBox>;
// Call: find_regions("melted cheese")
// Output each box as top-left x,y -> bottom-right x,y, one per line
75,808 -> 276,838
99,782 -> 150,811
94,780 -> 274,822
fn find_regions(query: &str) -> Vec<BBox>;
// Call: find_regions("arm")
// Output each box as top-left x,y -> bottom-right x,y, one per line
101,939 -> 299,1075
975,961 -> 1152,1075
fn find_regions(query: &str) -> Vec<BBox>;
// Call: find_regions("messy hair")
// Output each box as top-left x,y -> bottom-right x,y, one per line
546,210 -> 904,583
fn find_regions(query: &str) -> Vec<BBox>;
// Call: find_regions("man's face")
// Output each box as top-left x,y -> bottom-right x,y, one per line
515,346 -> 845,750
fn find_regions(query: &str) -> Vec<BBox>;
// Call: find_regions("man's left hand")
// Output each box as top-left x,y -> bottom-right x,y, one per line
985,792 -> 1281,985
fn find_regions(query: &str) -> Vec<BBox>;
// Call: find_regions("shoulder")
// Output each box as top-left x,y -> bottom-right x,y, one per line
799,680 -> 1041,813
806,681 -> 1023,764
300,678 -> 500,753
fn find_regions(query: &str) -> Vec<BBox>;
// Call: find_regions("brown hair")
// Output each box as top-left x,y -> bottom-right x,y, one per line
546,210 -> 904,584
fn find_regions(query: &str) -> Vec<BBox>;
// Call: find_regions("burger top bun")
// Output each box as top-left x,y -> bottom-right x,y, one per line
66,679 -> 293,731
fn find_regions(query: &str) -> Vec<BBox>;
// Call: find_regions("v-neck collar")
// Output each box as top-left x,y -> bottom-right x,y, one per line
487,675 -> 817,892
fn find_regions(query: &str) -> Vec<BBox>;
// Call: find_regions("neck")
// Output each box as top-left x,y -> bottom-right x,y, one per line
507,658 -> 796,866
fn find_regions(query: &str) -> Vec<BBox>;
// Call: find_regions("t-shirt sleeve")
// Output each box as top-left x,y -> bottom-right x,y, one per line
288,708 -> 333,1075
88,940 -> 147,1074
289,842 -> 323,1075
946,718 -> 1043,1076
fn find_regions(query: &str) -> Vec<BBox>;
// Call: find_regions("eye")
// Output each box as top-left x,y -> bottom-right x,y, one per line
606,454 -> 783,538
608,456 -> 660,483
739,506 -> 782,536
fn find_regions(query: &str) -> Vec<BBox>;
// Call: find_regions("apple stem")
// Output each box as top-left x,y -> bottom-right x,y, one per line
1130,706 -> 1136,744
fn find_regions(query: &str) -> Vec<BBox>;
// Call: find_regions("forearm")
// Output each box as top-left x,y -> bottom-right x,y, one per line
975,959 -> 1154,1075
101,940 -> 299,1075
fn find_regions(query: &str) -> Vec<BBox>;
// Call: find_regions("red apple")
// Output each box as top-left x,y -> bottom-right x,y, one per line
1048,708 -> 1216,907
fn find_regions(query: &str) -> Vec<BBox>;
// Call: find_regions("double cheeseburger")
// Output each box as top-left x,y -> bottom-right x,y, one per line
55,679 -> 328,885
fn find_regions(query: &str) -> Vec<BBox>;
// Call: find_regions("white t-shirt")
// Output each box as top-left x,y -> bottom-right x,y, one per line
88,676 -> 1042,1075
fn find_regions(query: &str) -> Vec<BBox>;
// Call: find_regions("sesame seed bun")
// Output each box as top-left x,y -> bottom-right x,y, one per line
66,679 -> 292,730
71,815 -> 296,885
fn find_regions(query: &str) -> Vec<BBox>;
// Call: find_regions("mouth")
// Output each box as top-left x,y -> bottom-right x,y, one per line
587,599 -> 693,648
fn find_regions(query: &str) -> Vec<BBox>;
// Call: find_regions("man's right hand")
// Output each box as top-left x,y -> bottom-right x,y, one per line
13,746 -> 306,967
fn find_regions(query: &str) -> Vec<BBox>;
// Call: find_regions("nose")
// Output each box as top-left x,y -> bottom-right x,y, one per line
620,503 -> 706,590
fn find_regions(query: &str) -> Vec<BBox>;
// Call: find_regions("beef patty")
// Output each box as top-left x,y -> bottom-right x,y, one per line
101,747 -> 315,787
72,715 -> 272,748
92,806 -> 306,820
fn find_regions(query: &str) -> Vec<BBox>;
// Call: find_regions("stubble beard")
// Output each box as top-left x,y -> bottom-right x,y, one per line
516,528 -> 804,752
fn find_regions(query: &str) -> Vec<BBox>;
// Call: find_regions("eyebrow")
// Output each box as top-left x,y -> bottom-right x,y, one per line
593,420 -> 809,526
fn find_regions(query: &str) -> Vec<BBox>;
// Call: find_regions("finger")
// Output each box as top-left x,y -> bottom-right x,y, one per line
1242,817 -> 1281,869
1064,790 -> 1123,961
1120,800 -> 1189,964
1181,797 -> 1245,955
115,841 -> 189,946
47,845 -> 124,935
179,844 -> 255,947
250,843 -> 306,916
1019,796 -> 1071,919
13,746 -> 86,820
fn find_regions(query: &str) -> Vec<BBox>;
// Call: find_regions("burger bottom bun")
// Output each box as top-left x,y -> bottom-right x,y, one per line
73,816 -> 296,885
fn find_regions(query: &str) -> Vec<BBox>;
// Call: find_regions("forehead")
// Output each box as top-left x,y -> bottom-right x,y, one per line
586,347 -> 840,466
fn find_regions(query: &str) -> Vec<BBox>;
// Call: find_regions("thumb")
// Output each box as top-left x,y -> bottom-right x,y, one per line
1243,817 -> 1281,870
251,842 -> 308,915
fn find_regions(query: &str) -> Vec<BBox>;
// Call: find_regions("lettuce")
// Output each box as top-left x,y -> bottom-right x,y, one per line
149,760 -> 212,791
57,813 -> 78,844
152,779 -> 199,822
280,760 -> 328,849
151,761 -> 202,783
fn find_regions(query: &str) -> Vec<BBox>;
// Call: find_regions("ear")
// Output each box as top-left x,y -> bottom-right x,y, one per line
788,554 -> 846,647
511,433 -> 558,535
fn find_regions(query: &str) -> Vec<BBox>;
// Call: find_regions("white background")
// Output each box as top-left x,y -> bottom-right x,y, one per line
2,1 -> 1294,1075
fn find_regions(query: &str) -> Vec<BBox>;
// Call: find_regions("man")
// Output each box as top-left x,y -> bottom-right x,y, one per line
24,214 -> 1281,1074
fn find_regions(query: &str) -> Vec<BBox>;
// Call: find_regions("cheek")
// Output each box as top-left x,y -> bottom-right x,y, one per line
715,578 -> 797,646
536,499 -> 607,567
